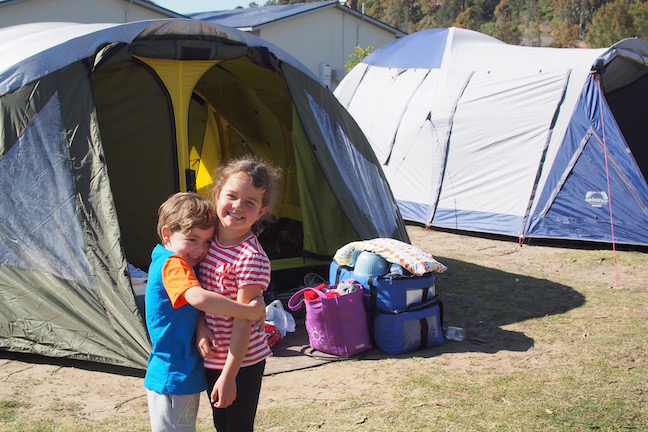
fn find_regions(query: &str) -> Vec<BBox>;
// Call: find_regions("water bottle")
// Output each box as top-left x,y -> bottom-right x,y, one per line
445,326 -> 465,341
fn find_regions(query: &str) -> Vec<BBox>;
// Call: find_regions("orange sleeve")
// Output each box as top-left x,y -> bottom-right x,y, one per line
161,255 -> 201,308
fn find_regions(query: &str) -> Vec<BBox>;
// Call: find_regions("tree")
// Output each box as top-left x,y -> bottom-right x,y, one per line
435,0 -> 470,28
524,0 -> 543,46
367,0 -> 422,33
472,0 -> 500,23
345,45 -> 374,72
455,6 -> 476,29
552,19 -> 581,46
553,0 -> 606,38
255,0 -> 644,48
629,0 -> 648,40
587,0 -> 634,47
493,0 -> 522,43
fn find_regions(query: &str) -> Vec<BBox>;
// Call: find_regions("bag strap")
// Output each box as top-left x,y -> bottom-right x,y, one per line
421,285 -> 429,302
404,295 -> 438,313
368,276 -> 378,311
287,287 -> 327,311
366,276 -> 377,344
418,298 -> 444,349
419,316 -> 429,350
333,264 -> 353,284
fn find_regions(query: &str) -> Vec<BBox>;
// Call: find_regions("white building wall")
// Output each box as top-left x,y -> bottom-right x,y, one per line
258,7 -> 398,90
0,0 -> 173,28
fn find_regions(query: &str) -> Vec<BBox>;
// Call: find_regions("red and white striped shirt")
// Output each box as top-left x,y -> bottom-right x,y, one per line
198,233 -> 272,369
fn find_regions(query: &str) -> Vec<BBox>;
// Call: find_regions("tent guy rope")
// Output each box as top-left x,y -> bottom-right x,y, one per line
595,75 -> 619,290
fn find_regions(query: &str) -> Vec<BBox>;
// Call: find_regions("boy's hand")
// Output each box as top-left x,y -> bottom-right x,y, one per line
196,315 -> 219,358
197,336 -> 219,358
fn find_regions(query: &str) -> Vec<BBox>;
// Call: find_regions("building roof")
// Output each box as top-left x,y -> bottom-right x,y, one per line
130,0 -> 187,17
0,0 -> 186,18
190,1 -> 406,37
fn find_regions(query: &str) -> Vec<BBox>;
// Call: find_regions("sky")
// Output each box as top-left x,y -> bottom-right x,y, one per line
154,0 -> 251,14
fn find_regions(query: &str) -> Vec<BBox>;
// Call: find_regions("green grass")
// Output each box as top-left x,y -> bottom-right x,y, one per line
0,399 -> 22,423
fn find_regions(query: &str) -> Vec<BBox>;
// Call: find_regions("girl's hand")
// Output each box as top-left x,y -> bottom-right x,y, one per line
211,374 -> 237,408
249,295 -> 266,331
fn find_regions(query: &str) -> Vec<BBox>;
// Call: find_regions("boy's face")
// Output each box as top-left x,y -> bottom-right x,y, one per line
162,226 -> 215,268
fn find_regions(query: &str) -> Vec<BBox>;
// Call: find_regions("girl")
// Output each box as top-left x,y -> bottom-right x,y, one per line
198,155 -> 282,431
144,192 -> 266,432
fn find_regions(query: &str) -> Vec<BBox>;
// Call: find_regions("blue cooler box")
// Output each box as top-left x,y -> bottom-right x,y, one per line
329,260 -> 437,312
372,298 -> 444,354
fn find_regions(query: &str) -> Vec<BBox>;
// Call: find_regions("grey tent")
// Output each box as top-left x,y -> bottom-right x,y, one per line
335,28 -> 648,246
0,19 -> 407,369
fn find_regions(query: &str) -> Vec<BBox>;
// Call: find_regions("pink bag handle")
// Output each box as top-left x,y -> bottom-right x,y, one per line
287,287 -> 327,311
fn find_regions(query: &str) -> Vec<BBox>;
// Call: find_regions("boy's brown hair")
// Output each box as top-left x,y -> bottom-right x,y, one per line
156,192 -> 216,242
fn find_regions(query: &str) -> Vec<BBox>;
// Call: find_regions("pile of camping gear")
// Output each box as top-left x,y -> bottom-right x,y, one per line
288,238 -> 448,356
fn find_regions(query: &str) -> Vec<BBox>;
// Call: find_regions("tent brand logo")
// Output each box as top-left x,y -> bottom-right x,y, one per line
585,191 -> 608,208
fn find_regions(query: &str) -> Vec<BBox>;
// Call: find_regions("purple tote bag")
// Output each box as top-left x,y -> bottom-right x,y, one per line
288,286 -> 372,357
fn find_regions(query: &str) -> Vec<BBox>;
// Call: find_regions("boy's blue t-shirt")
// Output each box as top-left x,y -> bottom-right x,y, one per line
144,244 -> 206,394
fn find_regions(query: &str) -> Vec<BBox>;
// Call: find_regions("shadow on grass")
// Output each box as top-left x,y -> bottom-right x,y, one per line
0,350 -> 146,378
265,254 -> 586,373
378,255 -> 586,359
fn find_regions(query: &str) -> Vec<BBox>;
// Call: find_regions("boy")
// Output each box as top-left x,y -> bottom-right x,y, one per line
144,192 -> 265,432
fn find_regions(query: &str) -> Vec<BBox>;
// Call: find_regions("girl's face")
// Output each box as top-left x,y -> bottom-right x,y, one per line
162,226 -> 215,268
215,172 -> 268,243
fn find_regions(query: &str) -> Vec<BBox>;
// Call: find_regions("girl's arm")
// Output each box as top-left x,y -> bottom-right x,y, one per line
184,285 -> 264,321
209,284 -> 263,408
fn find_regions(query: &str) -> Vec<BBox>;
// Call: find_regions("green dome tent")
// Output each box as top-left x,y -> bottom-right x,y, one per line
0,19 -> 407,369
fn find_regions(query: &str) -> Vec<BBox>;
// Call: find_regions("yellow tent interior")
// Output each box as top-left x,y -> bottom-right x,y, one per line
91,52 -> 359,285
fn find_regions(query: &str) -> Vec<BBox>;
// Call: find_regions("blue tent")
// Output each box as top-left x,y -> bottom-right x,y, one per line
335,27 -> 648,246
